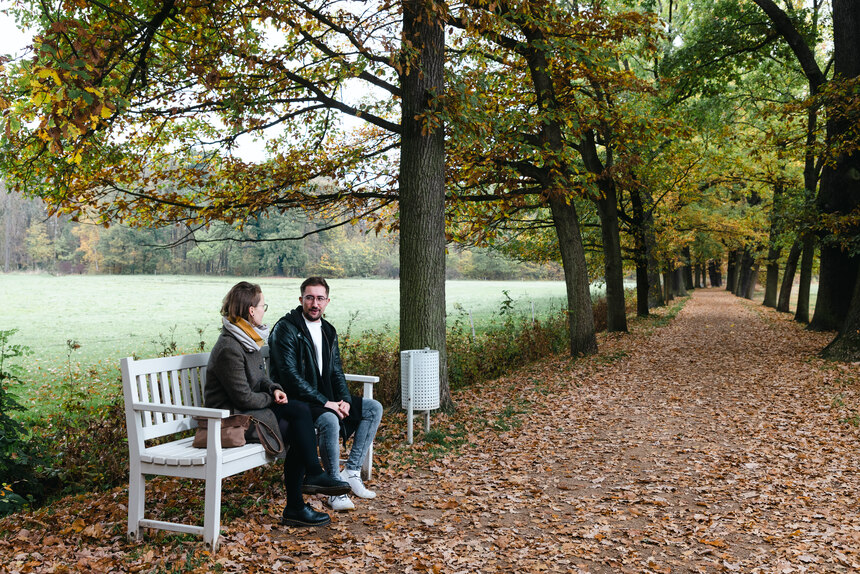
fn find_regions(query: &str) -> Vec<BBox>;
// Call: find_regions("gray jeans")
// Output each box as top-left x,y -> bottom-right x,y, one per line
315,398 -> 383,477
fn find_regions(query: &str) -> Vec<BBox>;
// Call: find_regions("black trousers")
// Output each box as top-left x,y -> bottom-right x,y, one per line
271,400 -> 324,510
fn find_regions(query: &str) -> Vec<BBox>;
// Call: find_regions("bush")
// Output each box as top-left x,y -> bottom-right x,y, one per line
0,329 -> 40,516
37,396 -> 129,495
340,324 -> 401,406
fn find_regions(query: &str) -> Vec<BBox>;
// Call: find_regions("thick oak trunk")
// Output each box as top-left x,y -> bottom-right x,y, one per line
809,0 -> 860,332
820,0 -> 860,355
550,198 -> 598,355
400,0 -> 450,407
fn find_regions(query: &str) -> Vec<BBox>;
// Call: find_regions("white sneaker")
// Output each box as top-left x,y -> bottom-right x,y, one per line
327,494 -> 355,511
342,469 -> 376,499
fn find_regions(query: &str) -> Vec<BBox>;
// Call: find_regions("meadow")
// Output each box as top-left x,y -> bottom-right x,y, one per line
0,274 -> 569,411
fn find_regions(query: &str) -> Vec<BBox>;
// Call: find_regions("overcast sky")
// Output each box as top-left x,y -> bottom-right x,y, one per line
0,2 -> 32,59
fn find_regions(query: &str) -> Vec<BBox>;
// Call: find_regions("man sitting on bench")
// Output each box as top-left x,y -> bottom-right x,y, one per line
269,277 -> 383,512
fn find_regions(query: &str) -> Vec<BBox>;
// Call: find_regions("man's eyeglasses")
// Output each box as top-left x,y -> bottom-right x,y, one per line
303,295 -> 328,304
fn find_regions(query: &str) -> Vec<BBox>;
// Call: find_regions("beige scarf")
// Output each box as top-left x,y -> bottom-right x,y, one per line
222,316 -> 269,351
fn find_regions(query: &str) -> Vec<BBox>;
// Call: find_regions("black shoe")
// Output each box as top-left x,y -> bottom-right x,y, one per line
303,472 -> 351,496
281,504 -> 331,527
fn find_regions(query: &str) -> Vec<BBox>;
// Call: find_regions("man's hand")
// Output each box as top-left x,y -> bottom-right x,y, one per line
325,400 -> 345,419
337,401 -> 350,418
273,390 -> 288,404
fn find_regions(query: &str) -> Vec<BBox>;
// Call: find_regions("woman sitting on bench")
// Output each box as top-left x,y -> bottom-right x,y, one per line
204,281 -> 349,527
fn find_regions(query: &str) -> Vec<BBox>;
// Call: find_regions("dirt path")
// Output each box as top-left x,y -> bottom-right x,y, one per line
276,289 -> 860,573
4,289 -> 860,573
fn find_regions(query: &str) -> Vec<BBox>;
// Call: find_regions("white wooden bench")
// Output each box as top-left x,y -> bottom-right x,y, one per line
121,350 -> 378,551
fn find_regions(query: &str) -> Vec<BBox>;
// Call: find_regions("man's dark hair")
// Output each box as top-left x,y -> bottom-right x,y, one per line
301,276 -> 329,296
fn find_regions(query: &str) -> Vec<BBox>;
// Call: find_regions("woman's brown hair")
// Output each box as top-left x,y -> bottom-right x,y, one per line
221,281 -> 262,322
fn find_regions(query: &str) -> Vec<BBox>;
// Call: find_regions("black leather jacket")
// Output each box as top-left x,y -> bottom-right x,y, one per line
268,307 -> 351,407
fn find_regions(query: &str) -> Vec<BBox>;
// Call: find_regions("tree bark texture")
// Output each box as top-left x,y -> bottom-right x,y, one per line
708,259 -> 722,287
763,182 -> 785,308
763,248 -> 780,307
725,250 -> 737,292
550,198 -> 598,355
635,264 -> 649,317
629,187 -> 656,315
682,247 -> 694,290
820,0 -> 860,354
519,20 -> 597,356
731,250 -> 744,295
737,249 -> 757,300
810,0 -> 860,333
596,192 -> 629,331
583,133 -> 627,333
399,0 -> 450,407
795,233 -> 816,324
777,237 -> 802,312
673,267 -> 688,297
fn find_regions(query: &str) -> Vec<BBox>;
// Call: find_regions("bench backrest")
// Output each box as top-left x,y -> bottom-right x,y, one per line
121,353 -> 210,443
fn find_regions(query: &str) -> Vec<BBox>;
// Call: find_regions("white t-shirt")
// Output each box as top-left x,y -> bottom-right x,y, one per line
304,317 -> 324,375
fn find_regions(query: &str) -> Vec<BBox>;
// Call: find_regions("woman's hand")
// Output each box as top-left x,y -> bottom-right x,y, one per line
273,389 -> 288,404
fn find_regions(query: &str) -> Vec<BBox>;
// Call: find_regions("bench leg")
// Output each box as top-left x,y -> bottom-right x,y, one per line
128,466 -> 145,542
361,443 -> 373,482
203,465 -> 223,551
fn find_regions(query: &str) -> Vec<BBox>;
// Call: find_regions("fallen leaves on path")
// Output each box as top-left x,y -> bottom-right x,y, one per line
3,289 -> 860,573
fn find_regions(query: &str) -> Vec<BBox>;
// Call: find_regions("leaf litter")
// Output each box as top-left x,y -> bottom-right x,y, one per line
2,289 -> 859,572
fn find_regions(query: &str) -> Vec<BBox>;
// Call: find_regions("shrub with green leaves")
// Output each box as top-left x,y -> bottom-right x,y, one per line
0,329 -> 38,515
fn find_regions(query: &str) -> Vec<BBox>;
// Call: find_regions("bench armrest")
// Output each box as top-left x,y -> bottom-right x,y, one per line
131,402 -> 231,419
344,373 -> 378,402
344,374 -> 379,384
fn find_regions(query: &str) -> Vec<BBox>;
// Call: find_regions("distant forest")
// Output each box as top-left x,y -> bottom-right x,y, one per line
1,188 -> 562,281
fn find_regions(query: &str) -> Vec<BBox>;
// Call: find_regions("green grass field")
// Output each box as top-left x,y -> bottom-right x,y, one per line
0,274 -> 569,411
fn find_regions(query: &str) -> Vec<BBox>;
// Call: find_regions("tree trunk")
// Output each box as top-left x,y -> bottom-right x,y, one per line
400,0 -> 450,407
663,265 -> 674,302
795,233 -> 816,324
821,265 -> 860,360
673,267 -> 688,297
777,237 -> 802,312
635,258 -> 649,317
584,134 -> 627,332
725,250 -> 737,291
550,198 -> 598,355
809,0 -> 860,332
516,18 -> 598,355
731,250 -> 744,295
645,214 -> 664,308
743,262 -> 759,300
629,187 -> 653,316
762,247 -> 780,308
738,249 -> 757,300
708,259 -> 722,287
682,247 -> 694,290
763,181 -> 785,307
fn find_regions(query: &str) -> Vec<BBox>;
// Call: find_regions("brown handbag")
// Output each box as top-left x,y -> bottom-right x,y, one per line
251,416 -> 286,457
192,414 -> 251,448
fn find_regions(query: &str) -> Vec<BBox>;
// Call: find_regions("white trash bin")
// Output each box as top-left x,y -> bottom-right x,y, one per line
400,348 -> 440,444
